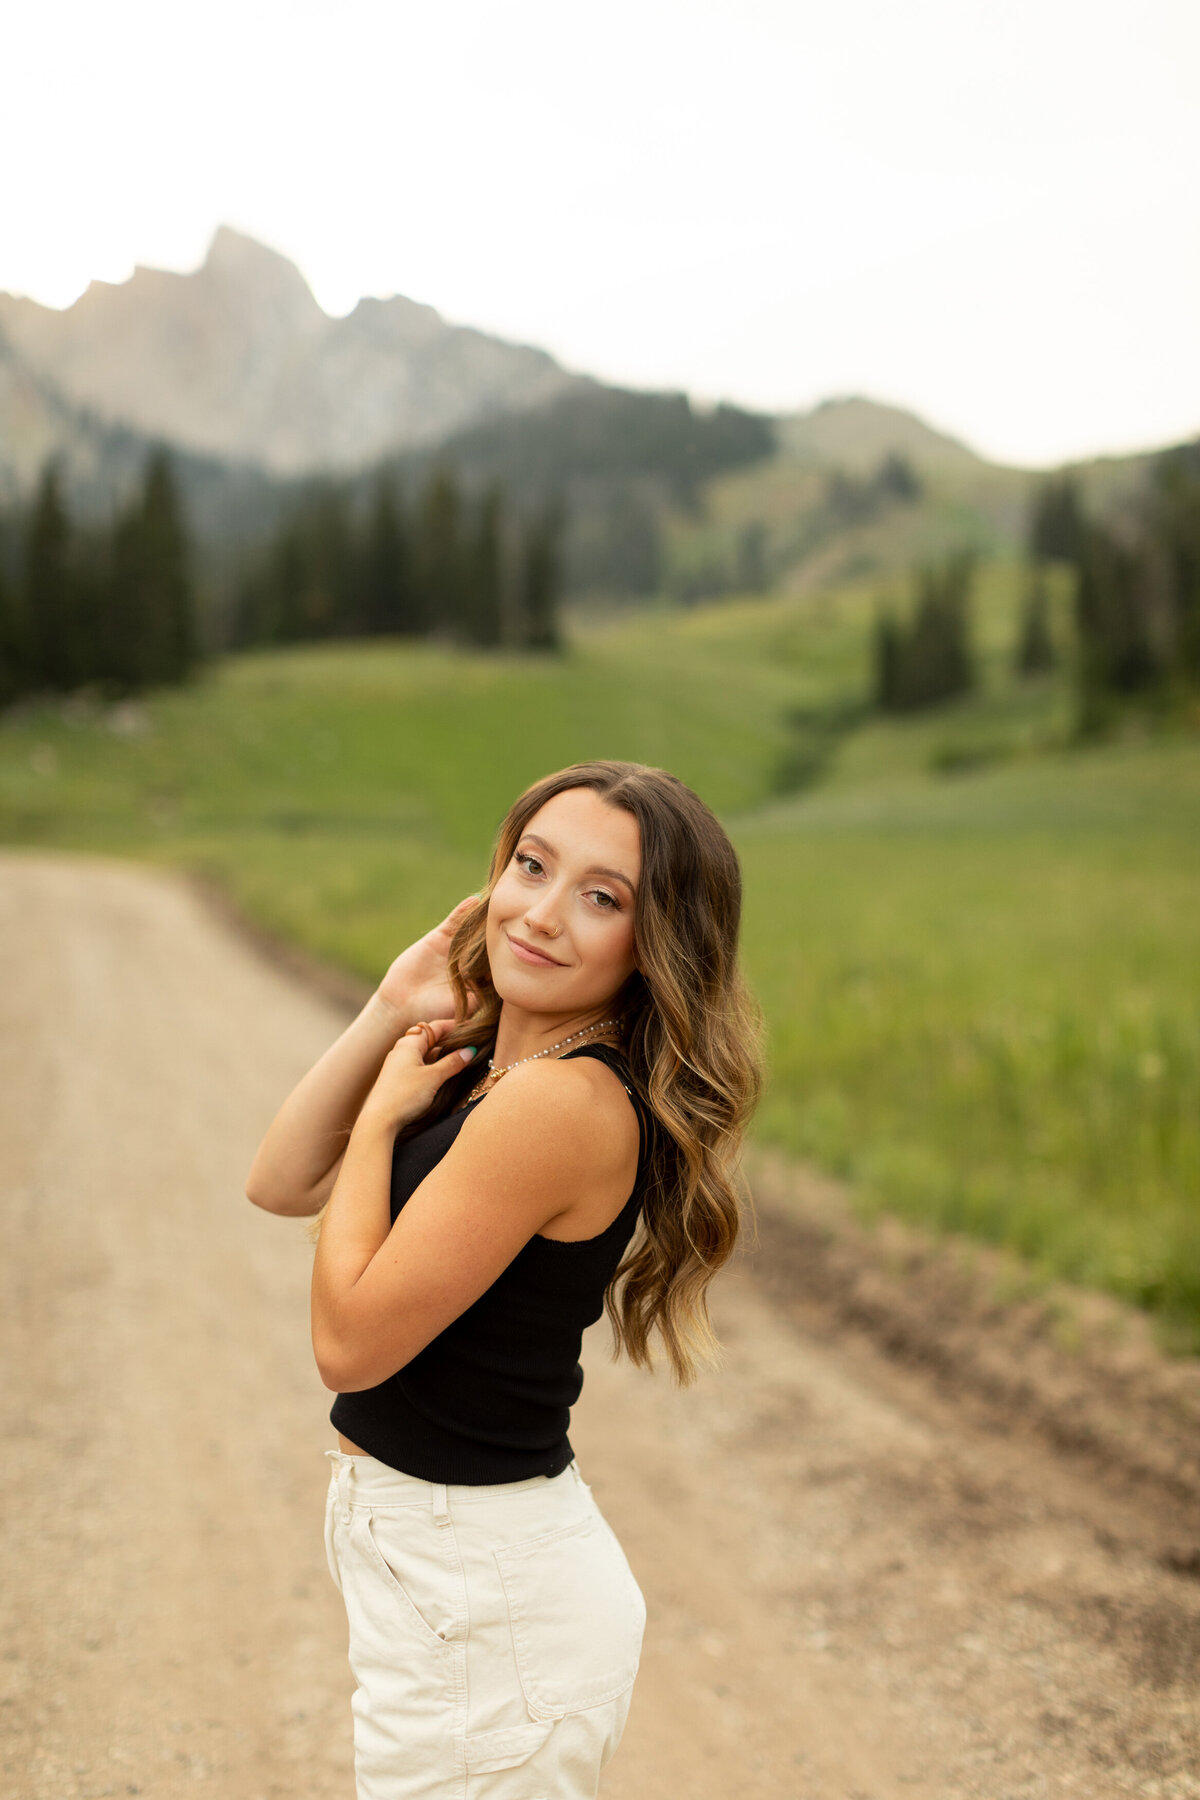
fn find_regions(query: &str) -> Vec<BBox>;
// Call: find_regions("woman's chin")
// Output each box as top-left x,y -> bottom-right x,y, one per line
493,969 -> 567,1010
494,969 -> 619,1020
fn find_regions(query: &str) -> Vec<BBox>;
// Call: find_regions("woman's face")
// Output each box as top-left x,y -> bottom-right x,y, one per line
487,787 -> 641,1022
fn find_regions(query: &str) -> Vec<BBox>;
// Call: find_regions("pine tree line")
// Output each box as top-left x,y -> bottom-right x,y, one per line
1027,456 -> 1200,731
233,467 -> 563,652
872,551 -> 977,712
0,451 -> 198,706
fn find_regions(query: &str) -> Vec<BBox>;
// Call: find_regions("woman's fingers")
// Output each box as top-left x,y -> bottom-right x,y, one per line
418,1016 -> 457,1051
395,1016 -> 463,1061
363,1029 -> 479,1132
400,1024 -> 477,1076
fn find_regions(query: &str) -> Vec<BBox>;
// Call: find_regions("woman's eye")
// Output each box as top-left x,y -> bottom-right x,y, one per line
590,890 -> 619,910
516,852 -> 543,876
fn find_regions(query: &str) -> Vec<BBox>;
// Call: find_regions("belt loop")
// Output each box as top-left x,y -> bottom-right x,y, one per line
431,1482 -> 451,1526
337,1455 -> 354,1524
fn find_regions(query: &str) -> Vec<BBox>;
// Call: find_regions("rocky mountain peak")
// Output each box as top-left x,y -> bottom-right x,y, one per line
198,226 -> 324,326
0,229 -> 579,475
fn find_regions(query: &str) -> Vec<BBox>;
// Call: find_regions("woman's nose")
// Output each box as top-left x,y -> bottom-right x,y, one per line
524,892 -> 562,937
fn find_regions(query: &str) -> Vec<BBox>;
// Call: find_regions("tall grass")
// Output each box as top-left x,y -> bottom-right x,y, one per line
738,744 -> 1200,1340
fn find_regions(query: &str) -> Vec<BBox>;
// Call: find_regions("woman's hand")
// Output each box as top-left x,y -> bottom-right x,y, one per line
246,901 -> 480,1218
356,1019 -> 479,1137
375,896 -> 480,1031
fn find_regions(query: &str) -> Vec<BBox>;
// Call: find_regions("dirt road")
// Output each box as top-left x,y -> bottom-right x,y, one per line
1,852 -> 1197,1800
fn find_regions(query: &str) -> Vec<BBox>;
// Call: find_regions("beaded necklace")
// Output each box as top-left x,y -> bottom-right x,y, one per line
464,1017 -> 620,1104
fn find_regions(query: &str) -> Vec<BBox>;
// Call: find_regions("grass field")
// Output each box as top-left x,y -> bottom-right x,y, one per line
2,574 -> 1197,1343
741,748 -> 1200,1337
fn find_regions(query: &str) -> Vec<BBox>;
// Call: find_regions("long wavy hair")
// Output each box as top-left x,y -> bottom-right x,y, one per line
427,760 -> 763,1384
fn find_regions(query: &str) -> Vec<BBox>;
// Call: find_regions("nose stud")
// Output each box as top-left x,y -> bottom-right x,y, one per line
525,915 -> 562,939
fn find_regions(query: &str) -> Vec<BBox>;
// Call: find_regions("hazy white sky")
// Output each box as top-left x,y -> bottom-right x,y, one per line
4,0 -> 1198,466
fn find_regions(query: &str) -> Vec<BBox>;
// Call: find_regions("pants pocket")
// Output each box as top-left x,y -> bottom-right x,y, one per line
353,1509 -> 456,1653
494,1508 -> 645,1721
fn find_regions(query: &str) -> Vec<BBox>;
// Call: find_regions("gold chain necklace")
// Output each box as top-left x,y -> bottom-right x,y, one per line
465,1017 -> 620,1103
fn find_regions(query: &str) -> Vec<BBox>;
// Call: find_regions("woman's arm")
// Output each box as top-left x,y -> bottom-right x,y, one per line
311,1051 -> 638,1392
245,896 -> 478,1217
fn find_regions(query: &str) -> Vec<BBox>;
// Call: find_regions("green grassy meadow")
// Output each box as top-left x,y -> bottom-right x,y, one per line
2,571 -> 1198,1342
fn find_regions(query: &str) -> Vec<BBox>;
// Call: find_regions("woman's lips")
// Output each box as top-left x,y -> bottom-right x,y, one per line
505,934 -> 564,968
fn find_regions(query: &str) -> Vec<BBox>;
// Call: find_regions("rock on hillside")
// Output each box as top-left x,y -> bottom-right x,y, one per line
0,227 -> 583,477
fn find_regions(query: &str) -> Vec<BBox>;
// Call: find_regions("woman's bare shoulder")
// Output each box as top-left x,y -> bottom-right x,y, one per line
456,1052 -> 638,1170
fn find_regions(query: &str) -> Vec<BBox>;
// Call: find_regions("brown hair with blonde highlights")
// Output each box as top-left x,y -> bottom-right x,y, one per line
433,760 -> 763,1384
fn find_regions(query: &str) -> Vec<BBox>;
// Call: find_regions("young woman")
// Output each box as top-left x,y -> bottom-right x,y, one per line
247,760 -> 761,1800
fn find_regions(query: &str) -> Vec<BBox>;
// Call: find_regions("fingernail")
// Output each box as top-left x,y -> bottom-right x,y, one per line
460,1046 -> 478,1063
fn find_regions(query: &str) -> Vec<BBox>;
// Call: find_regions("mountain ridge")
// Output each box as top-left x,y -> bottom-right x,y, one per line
5,226 -> 1182,498
2,229 -> 1190,607
0,227 -> 584,477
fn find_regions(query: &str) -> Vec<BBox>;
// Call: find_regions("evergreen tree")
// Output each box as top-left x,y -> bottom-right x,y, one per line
103,503 -> 146,689
233,523 -> 303,647
301,483 -> 356,638
140,450 -> 196,681
361,474 -> 416,635
415,467 -> 464,637
1151,452 -> 1200,681
0,513 -> 30,702
232,482 -> 360,647
1074,521 -> 1161,731
871,605 -> 902,709
102,449 -> 198,689
25,463 -> 82,690
875,452 -> 922,504
465,485 -> 505,648
517,502 -> 564,651
1029,476 -> 1086,564
68,534 -> 107,691
872,553 -> 976,712
269,523 -> 311,643
1014,571 -> 1058,676
0,547 -> 27,706
908,555 -> 975,703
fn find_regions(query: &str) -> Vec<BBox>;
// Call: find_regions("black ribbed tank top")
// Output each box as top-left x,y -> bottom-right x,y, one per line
329,1043 -> 650,1483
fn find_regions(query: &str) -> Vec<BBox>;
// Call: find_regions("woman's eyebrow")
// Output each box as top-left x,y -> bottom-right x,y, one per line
520,834 -> 637,893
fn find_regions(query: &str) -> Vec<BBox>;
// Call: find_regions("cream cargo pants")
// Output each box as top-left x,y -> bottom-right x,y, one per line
324,1449 -> 645,1800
